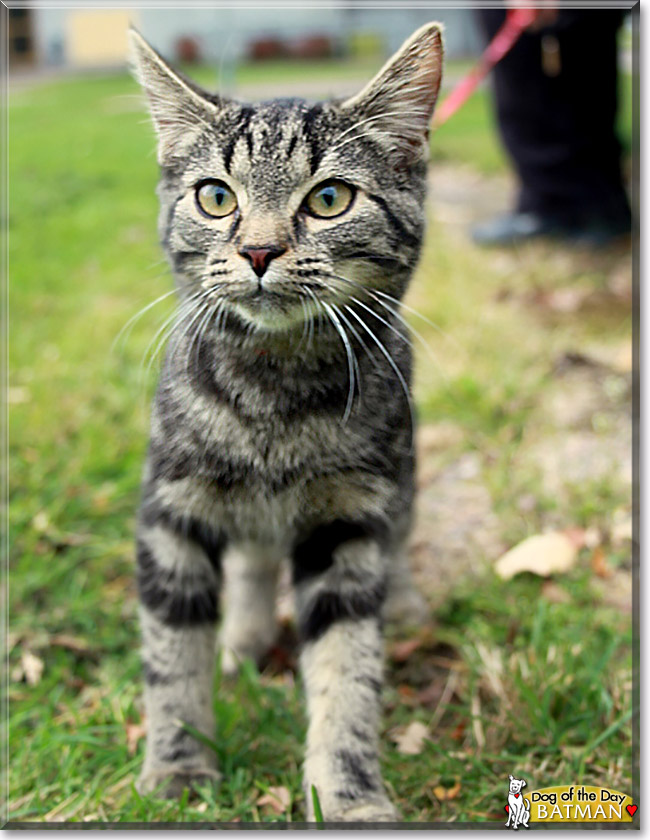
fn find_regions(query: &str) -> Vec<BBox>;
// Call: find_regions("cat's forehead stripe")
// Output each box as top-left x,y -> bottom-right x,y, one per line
221,100 -> 327,180
222,106 -> 254,175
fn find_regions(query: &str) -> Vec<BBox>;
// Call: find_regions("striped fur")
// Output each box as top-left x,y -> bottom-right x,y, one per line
130,22 -> 443,821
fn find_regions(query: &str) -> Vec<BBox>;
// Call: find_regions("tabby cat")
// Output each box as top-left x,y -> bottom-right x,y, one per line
130,22 -> 443,822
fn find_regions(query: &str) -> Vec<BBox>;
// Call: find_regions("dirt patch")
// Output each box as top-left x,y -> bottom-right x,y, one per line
428,163 -> 513,229
410,444 -> 503,608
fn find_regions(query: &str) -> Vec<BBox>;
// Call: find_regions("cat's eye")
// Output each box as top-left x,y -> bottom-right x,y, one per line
304,180 -> 355,219
196,180 -> 238,218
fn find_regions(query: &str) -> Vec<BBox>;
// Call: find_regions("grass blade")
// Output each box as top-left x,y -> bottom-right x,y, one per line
311,784 -> 324,825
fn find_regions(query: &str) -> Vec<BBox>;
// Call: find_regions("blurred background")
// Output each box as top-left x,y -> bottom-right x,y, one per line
9,7 -> 481,70
8,5 -> 635,826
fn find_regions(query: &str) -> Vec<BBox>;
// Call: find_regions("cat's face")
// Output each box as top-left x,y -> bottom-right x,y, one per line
131,25 -> 443,333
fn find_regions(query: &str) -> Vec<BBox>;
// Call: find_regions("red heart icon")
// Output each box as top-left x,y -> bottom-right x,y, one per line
505,805 -> 509,813
626,804 -> 637,817
515,793 -> 520,798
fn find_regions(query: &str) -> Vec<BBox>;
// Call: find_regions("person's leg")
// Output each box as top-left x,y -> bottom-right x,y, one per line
473,9 -> 630,244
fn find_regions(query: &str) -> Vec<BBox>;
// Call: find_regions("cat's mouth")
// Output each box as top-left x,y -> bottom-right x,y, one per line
223,283 -> 311,332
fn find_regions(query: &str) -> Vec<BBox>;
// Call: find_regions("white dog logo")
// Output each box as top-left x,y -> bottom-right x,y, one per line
506,775 -> 530,829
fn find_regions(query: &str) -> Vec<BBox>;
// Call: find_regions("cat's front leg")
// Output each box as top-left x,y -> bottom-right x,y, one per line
294,521 -> 398,823
219,542 -> 282,675
136,498 -> 224,798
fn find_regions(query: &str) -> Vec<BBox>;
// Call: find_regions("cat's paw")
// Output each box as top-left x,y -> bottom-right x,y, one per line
321,797 -> 400,823
382,584 -> 430,626
306,788 -> 400,824
136,766 -> 221,799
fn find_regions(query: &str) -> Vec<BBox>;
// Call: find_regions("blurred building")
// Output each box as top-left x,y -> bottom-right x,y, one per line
10,7 -> 480,70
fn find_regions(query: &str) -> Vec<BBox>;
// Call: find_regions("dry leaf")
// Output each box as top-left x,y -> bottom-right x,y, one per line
433,779 -> 461,801
494,532 -> 578,580
48,634 -> 93,655
397,684 -> 416,700
22,651 -> 44,686
126,721 -> 147,755
32,511 -> 51,533
590,546 -> 612,579
391,720 -> 430,755
257,785 -> 291,815
390,638 -> 422,662
450,722 -> 466,742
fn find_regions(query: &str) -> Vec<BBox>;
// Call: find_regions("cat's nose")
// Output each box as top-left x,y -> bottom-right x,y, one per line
238,245 -> 287,278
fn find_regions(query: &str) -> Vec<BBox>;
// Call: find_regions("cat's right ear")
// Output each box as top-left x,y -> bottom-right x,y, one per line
129,28 -> 219,165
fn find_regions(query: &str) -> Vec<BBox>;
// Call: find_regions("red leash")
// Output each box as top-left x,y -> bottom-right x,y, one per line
433,9 -> 536,128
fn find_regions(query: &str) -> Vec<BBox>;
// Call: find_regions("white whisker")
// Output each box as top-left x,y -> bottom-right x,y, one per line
344,304 -> 415,450
322,302 -> 356,425
111,287 -> 178,354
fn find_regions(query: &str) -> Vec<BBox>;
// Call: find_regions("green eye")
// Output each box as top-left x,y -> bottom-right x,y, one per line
305,180 -> 354,218
196,181 -> 238,218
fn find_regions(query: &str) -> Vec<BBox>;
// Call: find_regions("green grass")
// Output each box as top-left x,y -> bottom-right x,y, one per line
8,60 -> 633,824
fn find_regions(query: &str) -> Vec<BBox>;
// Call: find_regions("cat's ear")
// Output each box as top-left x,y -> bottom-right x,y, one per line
340,22 -> 443,166
129,28 -> 219,165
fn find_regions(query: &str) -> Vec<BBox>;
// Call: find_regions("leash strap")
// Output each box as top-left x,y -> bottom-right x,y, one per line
433,9 -> 537,129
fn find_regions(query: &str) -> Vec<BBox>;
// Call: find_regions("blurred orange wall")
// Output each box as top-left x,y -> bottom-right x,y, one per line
65,10 -> 138,67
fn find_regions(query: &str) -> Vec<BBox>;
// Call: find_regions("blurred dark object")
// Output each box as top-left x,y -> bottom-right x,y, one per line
472,211 -> 631,249
9,8 -> 35,68
249,37 -> 287,61
248,33 -> 335,62
472,9 -> 632,248
175,36 -> 201,63
287,35 -> 334,60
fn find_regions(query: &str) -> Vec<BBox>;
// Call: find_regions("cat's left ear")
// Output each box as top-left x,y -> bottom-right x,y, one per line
340,22 -> 443,166
129,28 -> 221,165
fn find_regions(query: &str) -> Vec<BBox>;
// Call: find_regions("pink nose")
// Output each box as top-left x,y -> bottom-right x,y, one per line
238,245 -> 286,278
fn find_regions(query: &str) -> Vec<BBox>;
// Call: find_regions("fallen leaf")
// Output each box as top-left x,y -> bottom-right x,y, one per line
48,634 -> 93,655
390,638 -> 422,662
21,651 -> 44,686
32,511 -> 51,533
391,720 -> 430,755
494,532 -> 579,580
126,720 -> 147,755
257,785 -> 291,815
450,722 -> 466,742
195,802 -> 208,814
433,779 -> 461,800
590,546 -> 612,579
397,684 -> 416,700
